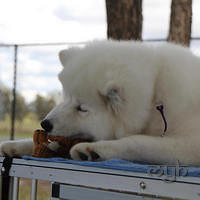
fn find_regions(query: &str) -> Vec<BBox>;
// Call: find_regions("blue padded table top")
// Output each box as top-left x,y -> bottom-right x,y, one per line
23,156 -> 200,178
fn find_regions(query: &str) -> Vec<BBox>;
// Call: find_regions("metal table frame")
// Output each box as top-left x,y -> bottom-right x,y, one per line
1,157 -> 200,200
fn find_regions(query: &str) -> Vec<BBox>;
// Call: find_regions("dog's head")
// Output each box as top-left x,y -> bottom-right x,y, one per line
41,45 -> 126,142
41,41 -> 154,141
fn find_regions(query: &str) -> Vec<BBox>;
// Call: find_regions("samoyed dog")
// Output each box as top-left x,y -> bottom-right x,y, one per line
1,40 -> 200,165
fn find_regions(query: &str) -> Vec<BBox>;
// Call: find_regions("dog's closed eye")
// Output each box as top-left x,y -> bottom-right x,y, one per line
76,105 -> 88,112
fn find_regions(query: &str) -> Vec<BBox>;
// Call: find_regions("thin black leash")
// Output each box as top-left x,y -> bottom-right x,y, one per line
156,105 -> 168,137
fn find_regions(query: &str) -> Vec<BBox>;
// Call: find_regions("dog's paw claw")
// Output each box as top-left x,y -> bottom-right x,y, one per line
90,151 -> 100,161
70,143 -> 102,161
78,151 -> 89,161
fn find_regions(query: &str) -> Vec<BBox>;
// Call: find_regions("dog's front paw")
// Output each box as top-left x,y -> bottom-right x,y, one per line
70,142 -> 104,161
0,139 -> 33,157
0,141 -> 19,157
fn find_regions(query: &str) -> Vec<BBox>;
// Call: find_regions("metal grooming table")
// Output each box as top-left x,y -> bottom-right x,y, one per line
1,157 -> 200,200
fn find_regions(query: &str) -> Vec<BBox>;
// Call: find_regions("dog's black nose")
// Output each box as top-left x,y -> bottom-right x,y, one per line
40,119 -> 53,132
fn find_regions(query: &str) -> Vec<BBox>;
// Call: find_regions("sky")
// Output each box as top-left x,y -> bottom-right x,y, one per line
0,0 -> 200,102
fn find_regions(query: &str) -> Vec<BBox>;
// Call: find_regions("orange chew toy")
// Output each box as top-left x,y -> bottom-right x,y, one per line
32,129 -> 89,158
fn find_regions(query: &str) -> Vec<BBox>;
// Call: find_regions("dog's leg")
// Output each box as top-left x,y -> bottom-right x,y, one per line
0,139 -> 33,157
70,135 -> 199,165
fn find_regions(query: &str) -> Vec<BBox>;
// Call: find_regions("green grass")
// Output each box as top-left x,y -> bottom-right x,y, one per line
0,114 -> 40,139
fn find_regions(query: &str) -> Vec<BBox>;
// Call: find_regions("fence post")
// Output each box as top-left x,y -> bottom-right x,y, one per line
10,45 -> 18,140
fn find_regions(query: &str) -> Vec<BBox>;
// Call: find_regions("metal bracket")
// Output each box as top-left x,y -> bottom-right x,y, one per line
1,156 -> 13,200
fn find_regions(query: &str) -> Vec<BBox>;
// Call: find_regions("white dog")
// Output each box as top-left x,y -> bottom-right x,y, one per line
1,40 -> 200,165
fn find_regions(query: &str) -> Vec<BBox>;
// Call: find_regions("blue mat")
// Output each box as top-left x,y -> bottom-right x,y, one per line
22,156 -> 200,178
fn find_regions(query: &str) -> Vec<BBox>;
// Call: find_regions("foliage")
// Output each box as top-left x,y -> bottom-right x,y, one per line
30,94 -> 56,121
0,86 -> 58,122
16,93 -> 29,121
1,87 -> 11,115
1,87 -> 28,121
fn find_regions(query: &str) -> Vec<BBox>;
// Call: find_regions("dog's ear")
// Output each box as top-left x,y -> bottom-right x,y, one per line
99,81 -> 124,114
59,48 -> 80,67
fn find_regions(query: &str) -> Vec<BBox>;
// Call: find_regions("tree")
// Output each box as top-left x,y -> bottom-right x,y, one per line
0,87 -> 11,120
2,87 -> 11,114
0,89 -> 4,120
15,94 -> 29,121
1,87 -> 28,121
106,0 -> 143,40
31,94 -> 56,121
168,0 -> 192,47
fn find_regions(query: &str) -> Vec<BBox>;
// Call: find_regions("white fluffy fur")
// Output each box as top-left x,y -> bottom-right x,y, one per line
1,40 -> 200,165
